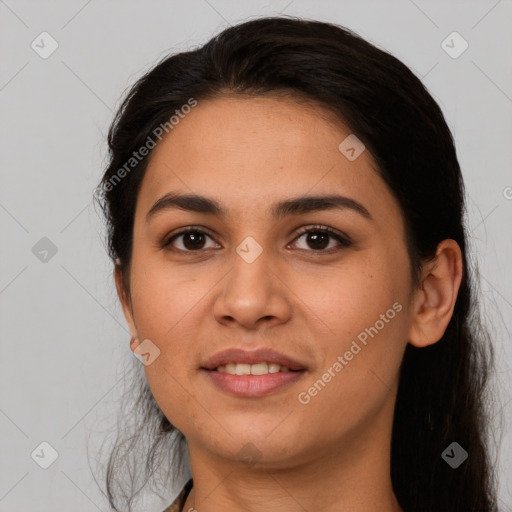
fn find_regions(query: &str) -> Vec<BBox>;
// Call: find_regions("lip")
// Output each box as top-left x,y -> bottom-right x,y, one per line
202,368 -> 307,398
201,347 -> 308,371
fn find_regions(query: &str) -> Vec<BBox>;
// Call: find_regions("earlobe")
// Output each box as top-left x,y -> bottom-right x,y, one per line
130,336 -> 141,353
408,239 -> 463,348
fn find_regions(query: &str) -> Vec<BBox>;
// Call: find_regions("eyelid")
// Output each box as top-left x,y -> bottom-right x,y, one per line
292,224 -> 352,248
161,225 -> 218,249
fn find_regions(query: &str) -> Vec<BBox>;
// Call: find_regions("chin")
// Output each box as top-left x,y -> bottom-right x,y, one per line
215,431 -> 307,468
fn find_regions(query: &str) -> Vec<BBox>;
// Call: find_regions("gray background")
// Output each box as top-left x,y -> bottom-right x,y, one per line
1,1 -> 511,511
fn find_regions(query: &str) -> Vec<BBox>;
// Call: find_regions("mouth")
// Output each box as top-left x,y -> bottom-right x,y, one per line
208,362 -> 302,375
200,347 -> 308,397
201,347 -> 308,373
201,362 -> 306,398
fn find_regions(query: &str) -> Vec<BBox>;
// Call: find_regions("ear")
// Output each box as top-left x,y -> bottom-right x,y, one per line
114,259 -> 139,341
408,239 -> 463,348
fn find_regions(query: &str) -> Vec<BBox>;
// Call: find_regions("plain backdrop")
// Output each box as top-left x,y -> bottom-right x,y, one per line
1,1 -> 511,511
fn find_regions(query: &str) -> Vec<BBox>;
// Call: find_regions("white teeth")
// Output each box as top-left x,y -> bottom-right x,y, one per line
268,363 -> 281,374
250,362 -> 268,375
225,363 -> 236,374
235,363 -> 251,375
216,362 -> 293,375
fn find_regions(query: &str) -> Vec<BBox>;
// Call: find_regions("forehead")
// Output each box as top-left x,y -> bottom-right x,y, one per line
136,95 -> 398,222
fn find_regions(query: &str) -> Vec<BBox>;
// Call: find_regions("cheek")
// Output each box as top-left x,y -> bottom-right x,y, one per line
128,261 -> 212,412
302,251 -> 408,337
296,250 -> 410,397
129,251 -> 208,341
294,301 -> 408,445
144,364 -> 205,438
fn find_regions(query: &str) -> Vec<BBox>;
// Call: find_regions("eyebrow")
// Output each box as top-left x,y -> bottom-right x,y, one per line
145,192 -> 372,222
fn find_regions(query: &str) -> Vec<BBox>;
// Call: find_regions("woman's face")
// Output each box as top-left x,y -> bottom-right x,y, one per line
119,95 -> 415,468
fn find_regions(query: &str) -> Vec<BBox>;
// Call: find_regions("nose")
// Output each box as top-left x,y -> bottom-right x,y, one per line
212,245 -> 293,330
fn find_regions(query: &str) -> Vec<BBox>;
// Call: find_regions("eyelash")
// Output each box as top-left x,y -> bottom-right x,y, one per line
162,225 -> 352,254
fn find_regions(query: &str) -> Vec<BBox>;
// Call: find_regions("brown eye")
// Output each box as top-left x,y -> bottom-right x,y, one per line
304,232 -> 329,250
164,228 -> 218,252
291,226 -> 352,252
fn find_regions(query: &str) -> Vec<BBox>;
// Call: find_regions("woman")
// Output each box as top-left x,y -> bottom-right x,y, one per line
95,16 -> 499,512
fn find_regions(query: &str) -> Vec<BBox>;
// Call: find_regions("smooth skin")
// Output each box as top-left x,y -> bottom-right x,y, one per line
115,95 -> 462,512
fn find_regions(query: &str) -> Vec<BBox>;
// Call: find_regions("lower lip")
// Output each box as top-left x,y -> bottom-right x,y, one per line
202,369 -> 306,398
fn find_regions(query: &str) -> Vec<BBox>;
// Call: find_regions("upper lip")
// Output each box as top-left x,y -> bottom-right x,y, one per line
201,348 -> 307,371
